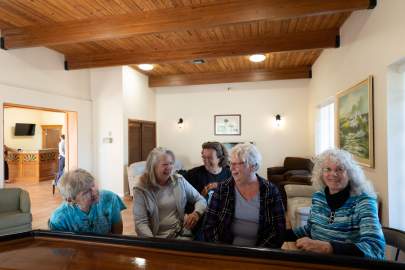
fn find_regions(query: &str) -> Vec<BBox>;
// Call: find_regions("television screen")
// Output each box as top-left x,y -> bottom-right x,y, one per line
15,123 -> 36,136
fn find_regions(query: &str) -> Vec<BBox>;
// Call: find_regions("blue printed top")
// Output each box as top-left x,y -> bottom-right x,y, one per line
293,191 -> 385,259
50,190 -> 126,234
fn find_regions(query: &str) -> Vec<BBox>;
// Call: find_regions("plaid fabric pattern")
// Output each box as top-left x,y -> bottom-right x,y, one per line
203,175 -> 286,248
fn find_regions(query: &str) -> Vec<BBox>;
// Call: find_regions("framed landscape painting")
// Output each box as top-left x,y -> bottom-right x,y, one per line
336,76 -> 374,167
214,114 -> 241,135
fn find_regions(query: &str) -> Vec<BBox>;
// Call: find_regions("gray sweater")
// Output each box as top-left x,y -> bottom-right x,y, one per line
133,173 -> 207,238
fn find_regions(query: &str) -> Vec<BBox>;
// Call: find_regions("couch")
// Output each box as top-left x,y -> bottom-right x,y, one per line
0,188 -> 32,235
267,157 -> 313,208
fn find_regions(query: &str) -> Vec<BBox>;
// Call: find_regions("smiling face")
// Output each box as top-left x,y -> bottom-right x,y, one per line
201,148 -> 221,173
155,153 -> 174,185
322,158 -> 349,194
230,153 -> 253,183
73,182 -> 99,212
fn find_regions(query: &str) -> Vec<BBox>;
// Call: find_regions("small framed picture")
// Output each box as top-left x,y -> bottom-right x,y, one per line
214,114 -> 241,136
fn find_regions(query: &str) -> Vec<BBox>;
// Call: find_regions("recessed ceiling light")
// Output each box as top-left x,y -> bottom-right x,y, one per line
249,54 -> 266,63
138,64 -> 154,71
192,59 -> 205,64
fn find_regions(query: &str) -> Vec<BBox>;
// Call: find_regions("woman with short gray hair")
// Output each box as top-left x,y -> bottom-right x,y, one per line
284,149 -> 385,259
49,168 -> 126,234
133,147 -> 207,239
203,143 -> 285,248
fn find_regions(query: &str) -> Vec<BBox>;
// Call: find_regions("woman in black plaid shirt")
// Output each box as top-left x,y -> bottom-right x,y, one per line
203,143 -> 286,248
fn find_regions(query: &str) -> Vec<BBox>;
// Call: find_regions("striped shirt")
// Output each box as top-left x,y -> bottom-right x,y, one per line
293,191 -> 385,259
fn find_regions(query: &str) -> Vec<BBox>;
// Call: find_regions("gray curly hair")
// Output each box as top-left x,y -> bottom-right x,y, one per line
312,149 -> 375,196
58,168 -> 96,200
230,143 -> 261,172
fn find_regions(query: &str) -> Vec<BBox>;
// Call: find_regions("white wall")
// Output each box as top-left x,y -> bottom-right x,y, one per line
156,79 -> 311,177
308,0 -> 405,227
0,47 -> 90,100
91,67 -> 125,196
122,66 -> 156,166
0,47 -> 93,188
4,108 -> 65,150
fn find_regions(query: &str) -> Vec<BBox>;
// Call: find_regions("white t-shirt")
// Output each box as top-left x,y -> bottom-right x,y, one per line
59,139 -> 65,158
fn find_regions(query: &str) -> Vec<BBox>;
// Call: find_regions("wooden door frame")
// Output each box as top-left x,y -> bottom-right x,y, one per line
3,103 -> 78,172
41,125 -> 63,149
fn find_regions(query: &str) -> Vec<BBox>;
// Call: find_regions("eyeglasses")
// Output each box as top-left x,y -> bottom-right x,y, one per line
230,161 -> 245,167
322,167 -> 346,175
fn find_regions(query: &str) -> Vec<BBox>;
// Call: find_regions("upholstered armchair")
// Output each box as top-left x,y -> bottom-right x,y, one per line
267,157 -> 314,208
0,188 -> 32,235
127,161 -> 146,197
284,184 -> 316,228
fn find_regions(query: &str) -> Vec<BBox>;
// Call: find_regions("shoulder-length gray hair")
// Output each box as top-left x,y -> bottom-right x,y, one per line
58,168 -> 96,200
230,143 -> 261,172
142,147 -> 175,188
312,149 -> 375,196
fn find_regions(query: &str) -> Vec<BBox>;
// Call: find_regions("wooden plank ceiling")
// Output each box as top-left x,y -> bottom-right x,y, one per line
0,0 -> 376,87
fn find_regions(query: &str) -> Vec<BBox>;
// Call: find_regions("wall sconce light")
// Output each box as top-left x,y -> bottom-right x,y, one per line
275,114 -> 282,127
177,118 -> 184,129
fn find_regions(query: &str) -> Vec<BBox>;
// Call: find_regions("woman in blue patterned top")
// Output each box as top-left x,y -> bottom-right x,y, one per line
284,149 -> 385,259
50,169 -> 126,234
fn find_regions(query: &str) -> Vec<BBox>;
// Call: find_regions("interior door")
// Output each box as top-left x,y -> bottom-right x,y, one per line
42,125 -> 62,149
141,122 -> 156,160
128,121 -> 142,165
128,120 -> 156,165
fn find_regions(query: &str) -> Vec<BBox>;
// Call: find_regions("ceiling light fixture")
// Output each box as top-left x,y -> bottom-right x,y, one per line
249,54 -> 266,63
192,59 -> 205,64
138,64 -> 154,71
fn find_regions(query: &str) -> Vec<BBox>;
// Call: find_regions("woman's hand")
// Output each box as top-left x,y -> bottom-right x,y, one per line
201,182 -> 218,197
296,237 -> 333,254
183,211 -> 200,230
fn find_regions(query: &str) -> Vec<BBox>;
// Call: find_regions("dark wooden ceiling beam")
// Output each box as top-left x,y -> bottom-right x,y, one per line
1,0 -> 374,49
149,66 -> 312,87
65,29 -> 339,70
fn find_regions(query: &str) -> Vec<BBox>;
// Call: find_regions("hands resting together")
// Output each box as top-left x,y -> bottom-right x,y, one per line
295,237 -> 333,254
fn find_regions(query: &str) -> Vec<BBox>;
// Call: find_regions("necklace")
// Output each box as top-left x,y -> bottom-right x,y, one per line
328,211 -> 336,224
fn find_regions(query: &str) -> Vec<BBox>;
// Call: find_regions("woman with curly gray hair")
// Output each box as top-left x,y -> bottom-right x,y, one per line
284,149 -> 385,259
203,143 -> 285,248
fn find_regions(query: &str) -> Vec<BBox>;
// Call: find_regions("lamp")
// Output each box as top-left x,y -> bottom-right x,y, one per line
177,118 -> 184,129
275,114 -> 282,127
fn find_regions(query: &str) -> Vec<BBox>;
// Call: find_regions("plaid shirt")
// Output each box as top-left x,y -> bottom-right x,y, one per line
203,175 -> 286,248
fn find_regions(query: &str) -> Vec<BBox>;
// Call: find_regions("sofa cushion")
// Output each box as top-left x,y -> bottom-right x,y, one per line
284,157 -> 313,171
284,170 -> 311,178
0,189 -> 21,212
0,211 -> 32,229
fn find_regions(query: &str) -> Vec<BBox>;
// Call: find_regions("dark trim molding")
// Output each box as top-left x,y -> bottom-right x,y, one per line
64,60 -> 69,70
309,68 -> 312,79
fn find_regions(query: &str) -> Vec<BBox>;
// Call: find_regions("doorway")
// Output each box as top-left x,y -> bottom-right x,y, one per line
3,103 -> 78,184
42,125 -> 63,149
128,119 -> 156,164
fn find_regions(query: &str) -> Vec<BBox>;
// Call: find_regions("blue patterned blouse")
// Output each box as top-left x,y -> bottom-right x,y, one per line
293,191 -> 385,259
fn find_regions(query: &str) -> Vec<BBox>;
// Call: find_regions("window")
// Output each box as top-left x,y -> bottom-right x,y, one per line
315,101 -> 335,155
